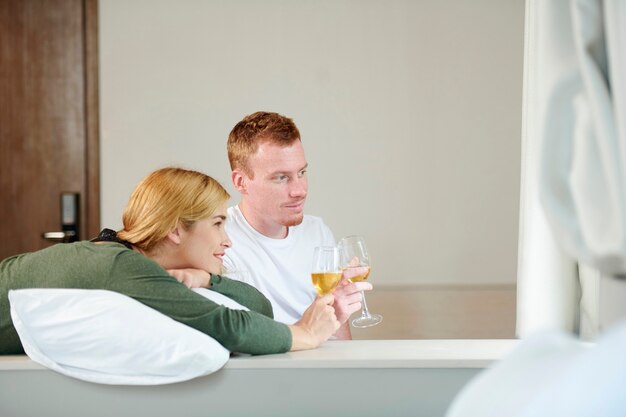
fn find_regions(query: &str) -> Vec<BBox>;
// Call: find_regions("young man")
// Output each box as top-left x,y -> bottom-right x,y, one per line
223,111 -> 371,339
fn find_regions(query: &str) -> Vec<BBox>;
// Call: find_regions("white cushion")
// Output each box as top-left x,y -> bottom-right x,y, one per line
192,287 -> 249,311
446,319 -> 626,417
8,288 -> 242,385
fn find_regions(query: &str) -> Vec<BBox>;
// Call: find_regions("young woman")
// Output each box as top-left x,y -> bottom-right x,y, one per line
0,167 -> 339,355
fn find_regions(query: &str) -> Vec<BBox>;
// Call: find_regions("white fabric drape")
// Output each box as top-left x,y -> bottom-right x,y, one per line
518,0 -> 580,337
540,0 -> 626,274
518,0 -> 626,337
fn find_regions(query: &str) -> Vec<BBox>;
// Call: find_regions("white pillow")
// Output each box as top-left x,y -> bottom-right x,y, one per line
446,319 -> 626,417
192,287 -> 249,311
445,331 -> 588,417
8,288 -> 240,385
517,319 -> 626,417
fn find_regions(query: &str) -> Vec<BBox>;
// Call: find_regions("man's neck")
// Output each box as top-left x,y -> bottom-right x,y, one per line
238,201 -> 289,239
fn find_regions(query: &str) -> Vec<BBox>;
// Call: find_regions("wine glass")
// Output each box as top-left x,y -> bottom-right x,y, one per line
338,235 -> 382,328
311,246 -> 343,296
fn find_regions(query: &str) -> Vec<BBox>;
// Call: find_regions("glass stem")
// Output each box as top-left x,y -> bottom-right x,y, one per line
360,290 -> 372,318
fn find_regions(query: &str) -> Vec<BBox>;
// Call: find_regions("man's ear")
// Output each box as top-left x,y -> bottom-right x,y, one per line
232,169 -> 248,194
165,224 -> 183,245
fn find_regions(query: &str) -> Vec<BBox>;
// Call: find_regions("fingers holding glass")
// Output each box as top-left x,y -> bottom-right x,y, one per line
338,235 -> 382,328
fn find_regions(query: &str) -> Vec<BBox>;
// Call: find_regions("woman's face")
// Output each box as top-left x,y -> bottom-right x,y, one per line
176,202 -> 231,274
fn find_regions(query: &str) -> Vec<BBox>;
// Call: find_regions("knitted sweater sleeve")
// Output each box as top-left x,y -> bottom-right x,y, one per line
107,250 -> 292,355
208,274 -> 274,318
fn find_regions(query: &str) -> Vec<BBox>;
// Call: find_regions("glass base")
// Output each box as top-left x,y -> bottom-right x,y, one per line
351,313 -> 383,328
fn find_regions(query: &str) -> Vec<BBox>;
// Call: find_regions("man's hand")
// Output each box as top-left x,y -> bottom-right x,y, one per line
332,266 -> 373,325
167,268 -> 211,288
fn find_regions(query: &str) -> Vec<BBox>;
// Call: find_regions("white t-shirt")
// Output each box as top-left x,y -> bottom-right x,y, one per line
223,205 -> 336,324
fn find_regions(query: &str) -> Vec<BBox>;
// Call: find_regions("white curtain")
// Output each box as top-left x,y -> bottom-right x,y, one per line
518,0 -> 626,338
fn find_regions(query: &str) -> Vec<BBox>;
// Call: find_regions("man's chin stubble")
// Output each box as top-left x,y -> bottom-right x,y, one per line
284,215 -> 304,228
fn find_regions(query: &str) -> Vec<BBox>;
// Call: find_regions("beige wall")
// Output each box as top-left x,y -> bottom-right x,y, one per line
99,0 -> 524,285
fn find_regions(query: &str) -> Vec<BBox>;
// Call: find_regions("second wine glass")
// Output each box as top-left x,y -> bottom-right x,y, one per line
338,235 -> 382,328
311,246 -> 342,296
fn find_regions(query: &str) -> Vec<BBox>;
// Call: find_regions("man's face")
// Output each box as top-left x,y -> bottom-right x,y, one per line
242,140 -> 308,229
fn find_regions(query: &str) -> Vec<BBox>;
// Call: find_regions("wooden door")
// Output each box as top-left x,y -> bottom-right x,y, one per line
0,0 -> 99,259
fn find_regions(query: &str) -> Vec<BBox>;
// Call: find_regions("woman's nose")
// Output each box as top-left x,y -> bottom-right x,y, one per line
222,233 -> 232,248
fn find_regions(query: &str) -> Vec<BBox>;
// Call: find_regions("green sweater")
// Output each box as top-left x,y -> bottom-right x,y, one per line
0,241 -> 292,355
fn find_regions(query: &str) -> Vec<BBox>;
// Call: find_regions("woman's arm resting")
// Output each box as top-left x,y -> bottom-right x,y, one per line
167,268 -> 211,288
167,268 -> 274,317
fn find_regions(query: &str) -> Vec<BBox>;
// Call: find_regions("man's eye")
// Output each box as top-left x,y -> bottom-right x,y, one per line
298,170 -> 307,177
214,221 -> 223,228
275,175 -> 288,182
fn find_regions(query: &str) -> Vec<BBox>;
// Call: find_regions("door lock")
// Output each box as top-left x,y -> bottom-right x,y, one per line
42,192 -> 79,243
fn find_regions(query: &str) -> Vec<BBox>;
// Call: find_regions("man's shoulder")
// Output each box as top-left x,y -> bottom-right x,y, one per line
227,205 -> 239,217
226,205 -> 246,229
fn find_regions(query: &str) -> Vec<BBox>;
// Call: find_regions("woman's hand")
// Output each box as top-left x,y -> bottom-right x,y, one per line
167,268 -> 211,288
288,294 -> 340,351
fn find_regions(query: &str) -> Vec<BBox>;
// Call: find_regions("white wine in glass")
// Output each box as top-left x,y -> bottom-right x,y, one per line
311,246 -> 342,296
338,235 -> 382,328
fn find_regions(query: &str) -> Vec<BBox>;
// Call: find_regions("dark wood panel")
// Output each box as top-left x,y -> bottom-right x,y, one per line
84,0 -> 100,240
0,0 -> 99,258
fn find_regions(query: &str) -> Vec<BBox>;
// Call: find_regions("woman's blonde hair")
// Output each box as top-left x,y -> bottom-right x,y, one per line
117,167 -> 230,252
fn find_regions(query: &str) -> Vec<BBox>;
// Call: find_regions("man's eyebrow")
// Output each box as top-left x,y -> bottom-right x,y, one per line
267,163 -> 309,177
213,215 -> 227,220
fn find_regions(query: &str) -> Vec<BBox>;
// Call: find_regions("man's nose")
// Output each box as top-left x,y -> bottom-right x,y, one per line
290,177 -> 307,197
